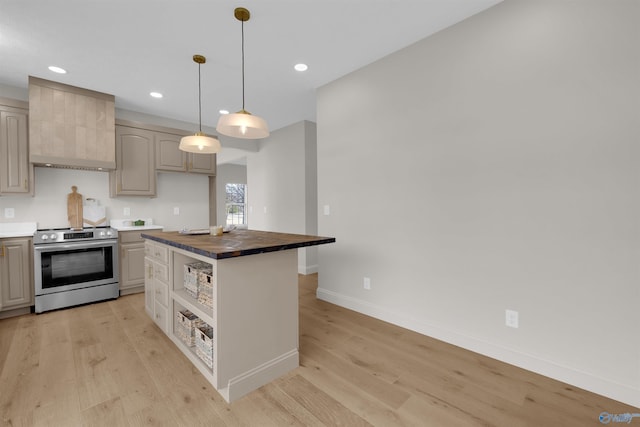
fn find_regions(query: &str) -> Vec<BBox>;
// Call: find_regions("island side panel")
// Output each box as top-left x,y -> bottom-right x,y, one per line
216,249 -> 299,400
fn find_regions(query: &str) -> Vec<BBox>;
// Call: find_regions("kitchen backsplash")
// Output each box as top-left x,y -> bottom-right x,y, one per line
0,167 -> 210,231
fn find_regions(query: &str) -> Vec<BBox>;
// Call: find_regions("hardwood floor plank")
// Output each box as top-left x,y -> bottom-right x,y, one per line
277,374 -> 372,426
297,353 -> 420,426
81,396 -> 131,427
0,315 -> 42,426
300,336 -> 411,410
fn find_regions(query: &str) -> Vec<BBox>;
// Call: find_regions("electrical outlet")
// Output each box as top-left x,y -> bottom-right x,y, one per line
4,208 -> 15,218
505,309 -> 519,328
123,207 -> 130,216
323,205 -> 330,215
263,206 -> 268,214
173,207 -> 180,215
363,277 -> 371,290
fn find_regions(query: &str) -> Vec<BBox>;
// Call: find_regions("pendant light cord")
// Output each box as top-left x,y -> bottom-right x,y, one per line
241,19 -> 245,111
198,61 -> 203,133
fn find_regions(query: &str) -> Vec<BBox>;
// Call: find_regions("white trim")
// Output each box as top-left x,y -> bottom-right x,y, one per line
221,349 -> 299,402
299,264 -> 318,275
316,287 -> 640,408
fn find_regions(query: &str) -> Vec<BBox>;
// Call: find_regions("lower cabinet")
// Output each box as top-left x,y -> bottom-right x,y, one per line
0,238 -> 33,313
119,231 -> 146,295
144,241 -> 170,332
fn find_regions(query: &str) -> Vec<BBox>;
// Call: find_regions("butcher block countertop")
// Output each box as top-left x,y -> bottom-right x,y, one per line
141,229 -> 335,260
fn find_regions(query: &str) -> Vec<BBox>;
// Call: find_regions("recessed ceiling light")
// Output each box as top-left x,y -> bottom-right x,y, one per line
219,109 -> 229,115
150,92 -> 163,99
294,63 -> 308,72
48,66 -> 67,74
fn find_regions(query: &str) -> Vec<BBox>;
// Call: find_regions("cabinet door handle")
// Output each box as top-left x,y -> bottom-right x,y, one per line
24,179 -> 27,190
0,246 -> 4,257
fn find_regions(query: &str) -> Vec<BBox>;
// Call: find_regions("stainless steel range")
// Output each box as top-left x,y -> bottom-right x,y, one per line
33,227 -> 119,313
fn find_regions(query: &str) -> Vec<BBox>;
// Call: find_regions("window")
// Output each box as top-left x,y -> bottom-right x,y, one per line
225,183 -> 247,225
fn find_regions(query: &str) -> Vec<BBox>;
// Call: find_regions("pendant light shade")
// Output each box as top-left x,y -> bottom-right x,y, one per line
179,131 -> 221,153
216,110 -> 269,139
216,7 -> 269,140
180,55 -> 221,153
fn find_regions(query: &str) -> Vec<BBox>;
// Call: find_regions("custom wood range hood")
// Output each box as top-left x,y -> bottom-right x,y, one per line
28,76 -> 116,170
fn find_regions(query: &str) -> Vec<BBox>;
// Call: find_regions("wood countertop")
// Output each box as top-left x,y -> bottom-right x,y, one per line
141,229 -> 336,260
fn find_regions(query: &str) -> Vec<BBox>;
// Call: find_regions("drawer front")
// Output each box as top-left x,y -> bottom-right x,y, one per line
153,300 -> 169,333
119,230 -> 144,244
155,281 -> 169,307
144,241 -> 169,263
153,262 -> 169,284
153,245 -> 169,263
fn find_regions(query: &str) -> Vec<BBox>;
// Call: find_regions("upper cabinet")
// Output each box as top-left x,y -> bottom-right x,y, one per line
156,132 -> 216,175
0,98 -> 34,196
110,124 -> 156,197
28,76 -> 116,170
110,120 -> 216,197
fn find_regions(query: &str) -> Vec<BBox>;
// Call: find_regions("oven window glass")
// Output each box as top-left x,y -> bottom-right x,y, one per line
40,246 -> 115,289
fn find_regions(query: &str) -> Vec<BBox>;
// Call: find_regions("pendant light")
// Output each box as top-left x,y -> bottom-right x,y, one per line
216,7 -> 269,139
179,55 -> 221,153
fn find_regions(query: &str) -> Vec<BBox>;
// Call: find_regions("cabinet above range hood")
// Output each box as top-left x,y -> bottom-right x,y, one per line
28,76 -> 116,171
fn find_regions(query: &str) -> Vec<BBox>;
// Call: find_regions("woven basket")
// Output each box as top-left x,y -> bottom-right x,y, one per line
175,310 -> 205,347
184,262 -> 211,299
197,269 -> 214,308
195,325 -> 214,369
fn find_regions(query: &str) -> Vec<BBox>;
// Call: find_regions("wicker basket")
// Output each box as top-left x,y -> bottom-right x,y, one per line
184,262 -> 211,299
175,310 -> 205,347
195,324 -> 214,369
197,269 -> 214,308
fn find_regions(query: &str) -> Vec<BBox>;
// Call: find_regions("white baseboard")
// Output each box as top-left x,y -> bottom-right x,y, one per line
222,349 -> 299,402
299,264 -> 318,275
316,287 -> 640,408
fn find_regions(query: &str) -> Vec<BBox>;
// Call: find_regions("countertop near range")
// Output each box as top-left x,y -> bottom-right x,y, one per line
110,218 -> 164,232
0,222 -> 37,238
141,228 -> 336,260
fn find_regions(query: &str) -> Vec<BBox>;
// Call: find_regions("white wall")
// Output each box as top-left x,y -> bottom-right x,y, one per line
317,0 -> 639,407
247,120 -> 318,274
215,163 -> 247,227
0,168 -> 209,231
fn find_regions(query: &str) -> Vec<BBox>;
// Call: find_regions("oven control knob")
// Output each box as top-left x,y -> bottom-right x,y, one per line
41,234 -> 48,240
99,231 -> 105,237
50,234 -> 57,240
106,230 -> 113,237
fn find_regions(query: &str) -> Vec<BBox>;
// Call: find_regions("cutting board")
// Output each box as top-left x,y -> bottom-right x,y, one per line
67,186 -> 83,229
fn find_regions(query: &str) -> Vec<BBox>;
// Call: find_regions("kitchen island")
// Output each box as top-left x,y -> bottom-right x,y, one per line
141,229 -> 335,402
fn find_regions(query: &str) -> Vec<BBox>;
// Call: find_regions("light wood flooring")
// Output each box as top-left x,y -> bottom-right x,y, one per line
1,274 -> 637,426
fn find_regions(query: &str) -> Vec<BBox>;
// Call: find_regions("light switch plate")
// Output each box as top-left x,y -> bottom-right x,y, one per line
4,208 -> 15,218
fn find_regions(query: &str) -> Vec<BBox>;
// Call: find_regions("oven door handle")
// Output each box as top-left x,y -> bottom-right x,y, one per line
34,240 -> 117,252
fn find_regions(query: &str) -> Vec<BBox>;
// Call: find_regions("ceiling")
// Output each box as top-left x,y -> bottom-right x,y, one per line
0,0 -> 501,164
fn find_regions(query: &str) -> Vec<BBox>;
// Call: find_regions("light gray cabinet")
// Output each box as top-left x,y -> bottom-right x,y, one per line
0,238 -> 33,311
156,132 -> 216,175
144,240 -> 169,332
110,125 -> 156,197
0,99 -> 34,196
119,231 -> 146,295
